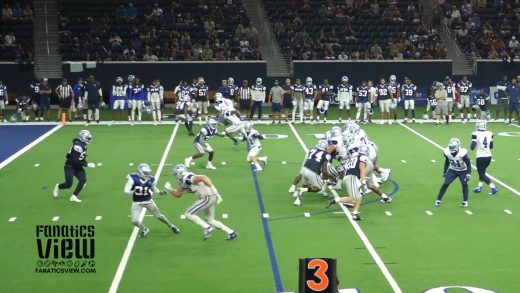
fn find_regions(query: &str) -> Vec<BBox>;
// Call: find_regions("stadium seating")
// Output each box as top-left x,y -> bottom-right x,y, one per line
0,1 -> 33,62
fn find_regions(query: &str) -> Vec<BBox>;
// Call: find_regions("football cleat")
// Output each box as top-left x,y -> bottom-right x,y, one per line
473,186 -> 482,193
170,225 -> 180,234
206,162 -> 217,170
380,169 -> 391,182
288,185 -> 296,193
381,197 -> 392,203
460,201 -> 468,208
138,227 -> 149,238
352,213 -> 362,221
184,157 -> 192,167
435,200 -> 442,207
258,157 -> 268,165
53,183 -> 59,197
255,164 -> 263,171
226,231 -> 238,240
325,197 -> 336,209
293,191 -> 302,206
203,226 -> 215,240
489,187 -> 498,195
70,195 -> 82,203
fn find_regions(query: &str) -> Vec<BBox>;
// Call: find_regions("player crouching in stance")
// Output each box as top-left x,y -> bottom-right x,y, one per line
53,130 -> 96,203
471,120 -> 498,194
185,118 -> 224,170
125,163 -> 180,238
165,164 -> 237,240
435,138 -> 472,208
241,122 -> 267,171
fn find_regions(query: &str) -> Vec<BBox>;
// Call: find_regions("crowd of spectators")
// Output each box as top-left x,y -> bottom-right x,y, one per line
266,0 -> 447,60
58,0 -> 261,61
0,2 -> 33,63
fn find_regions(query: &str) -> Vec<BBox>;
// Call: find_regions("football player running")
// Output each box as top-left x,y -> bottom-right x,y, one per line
471,120 -> 497,194
435,138 -> 472,208
185,118 -> 224,170
165,164 -> 238,240
215,94 -> 242,146
124,163 -> 180,238
175,94 -> 195,135
241,122 -> 267,171
53,130 -> 96,203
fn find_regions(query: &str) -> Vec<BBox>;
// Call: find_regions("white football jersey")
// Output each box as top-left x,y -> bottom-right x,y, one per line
471,130 -> 493,158
443,147 -> 469,172
242,129 -> 263,148
180,173 -> 213,199
354,129 -> 370,146
330,135 -> 346,160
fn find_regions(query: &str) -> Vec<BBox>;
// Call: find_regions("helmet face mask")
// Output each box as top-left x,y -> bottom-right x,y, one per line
448,138 -> 461,152
208,118 -> 217,129
331,126 -> 341,138
137,163 -> 152,179
476,120 -> 487,131
316,139 -> 328,151
389,75 -> 396,82
244,122 -> 253,132
256,78 -> 262,85
341,76 -> 348,83
306,77 -> 312,85
228,77 -> 234,86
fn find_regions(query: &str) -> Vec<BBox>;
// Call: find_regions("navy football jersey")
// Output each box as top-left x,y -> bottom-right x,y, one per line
401,84 -> 416,100
195,126 -> 217,143
175,99 -> 189,114
195,85 -> 208,101
303,147 -> 328,174
229,84 -> 238,98
444,82 -> 456,99
65,139 -> 88,168
128,173 -> 155,202
0,84 -> 7,100
130,84 -> 145,100
457,81 -> 472,95
16,95 -> 31,109
475,95 -> 489,110
357,86 -> 369,103
388,82 -> 400,98
376,84 -> 390,100
303,84 -> 317,99
427,95 -> 437,108
345,153 -> 369,179
319,84 -> 334,101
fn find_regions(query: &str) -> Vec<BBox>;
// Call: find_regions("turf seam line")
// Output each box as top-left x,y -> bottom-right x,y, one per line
109,123 -> 180,293
0,124 -> 63,170
398,122 -> 520,198
289,123 -> 403,293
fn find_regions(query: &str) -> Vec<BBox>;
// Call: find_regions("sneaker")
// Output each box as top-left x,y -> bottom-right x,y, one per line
325,197 -> 336,209
70,195 -> 82,203
226,231 -> 238,240
288,185 -> 296,193
473,186 -> 482,193
188,131 -> 195,136
352,213 -> 362,221
460,201 -> 468,208
53,183 -> 59,197
489,187 -> 498,195
435,200 -> 441,207
258,157 -> 268,165
203,226 -> 215,240
138,227 -> 149,238
381,197 -> 392,203
184,157 -> 192,167
412,119 -> 415,123
206,162 -> 217,170
293,194 -> 301,206
170,225 -> 180,234
255,165 -> 263,171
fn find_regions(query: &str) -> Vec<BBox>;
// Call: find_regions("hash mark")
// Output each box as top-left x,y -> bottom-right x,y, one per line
8,217 -> 17,222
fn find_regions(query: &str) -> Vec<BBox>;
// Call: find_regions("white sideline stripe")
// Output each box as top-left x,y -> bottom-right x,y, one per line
288,124 -> 402,293
385,211 -> 392,216
504,209 -> 512,215
52,216 -> 60,221
398,122 -> 520,197
425,211 -> 433,216
400,160 -> 407,163
8,217 -> 17,222
95,216 -> 102,221
262,213 -> 269,218
109,123 -> 180,293
304,212 -> 311,218
465,210 -> 473,215
0,125 -> 63,170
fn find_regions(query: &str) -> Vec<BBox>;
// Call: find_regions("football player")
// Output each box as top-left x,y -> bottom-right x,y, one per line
471,120 -> 497,194
474,89 -> 490,120
349,123 -> 391,181
435,138 -> 472,208
185,118 -> 224,170
216,95 -> 242,146
388,75 -> 400,122
124,163 -> 180,238
228,77 -> 238,102
355,81 -> 370,123
241,122 -> 267,171
175,94 -> 194,135
376,78 -> 391,124
84,75 -> 103,124
303,77 -> 317,123
165,164 -> 238,240
401,77 -> 417,123
14,94 -> 31,122
444,76 -> 456,121
457,76 -> 473,123
53,130 -> 96,203
129,77 -> 145,125
147,79 -> 164,124
424,89 -> 437,120
126,75 -> 135,121
317,78 -> 334,123
0,79 -> 8,122
337,76 -> 353,123
112,77 -> 128,122
291,78 -> 305,123
194,77 -> 209,121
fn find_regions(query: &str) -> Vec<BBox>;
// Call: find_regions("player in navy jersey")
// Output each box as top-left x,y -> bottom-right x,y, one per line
184,119 -> 224,170
0,80 -> 8,122
53,130 -> 96,203
124,163 -> 180,238
111,77 -> 128,122
217,79 -> 231,100
129,77 -> 146,124
457,76 -> 473,122
14,94 -> 31,122
72,78 -> 85,120
376,78 -> 392,124
435,138 -> 472,208
317,79 -> 334,123
424,89 -> 437,120
355,81 -> 370,123
175,94 -> 194,135
474,89 -> 490,120
194,77 -> 209,121
401,77 -> 417,123
126,75 -> 135,121
291,79 -> 305,123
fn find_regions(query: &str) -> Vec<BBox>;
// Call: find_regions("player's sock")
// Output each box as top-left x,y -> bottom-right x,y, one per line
489,183 -> 496,189
299,187 -> 309,193
157,111 -> 161,122
446,115 -> 449,123
478,182 -> 483,187
185,213 -> 210,229
207,219 -> 234,234
87,109 -> 92,121
83,114 -> 87,120
138,110 -> 142,122
156,214 -> 173,227
462,183 -> 469,202
404,109 -> 409,119
184,119 -> 190,131
152,111 -> 156,121
133,222 -> 146,230
411,110 -> 415,118
437,184 -> 448,201
131,108 -> 135,121
460,113 -> 464,119
94,109 -> 99,121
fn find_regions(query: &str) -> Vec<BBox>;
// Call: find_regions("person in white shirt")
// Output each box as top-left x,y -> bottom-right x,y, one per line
147,79 -> 164,124
250,78 -> 266,120
240,122 -> 267,171
470,120 -> 498,194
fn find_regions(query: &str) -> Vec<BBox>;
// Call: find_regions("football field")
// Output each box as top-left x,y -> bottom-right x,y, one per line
1,116 -> 520,293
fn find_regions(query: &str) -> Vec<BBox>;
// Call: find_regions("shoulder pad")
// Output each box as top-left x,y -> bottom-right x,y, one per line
73,144 -> 84,153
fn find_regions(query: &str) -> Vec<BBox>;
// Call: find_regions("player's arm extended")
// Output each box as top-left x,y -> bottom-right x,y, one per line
359,161 -> 367,182
124,177 -> 134,195
463,155 -> 471,174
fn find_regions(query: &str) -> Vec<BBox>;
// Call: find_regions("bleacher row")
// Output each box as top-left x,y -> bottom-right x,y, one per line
0,1 -> 33,62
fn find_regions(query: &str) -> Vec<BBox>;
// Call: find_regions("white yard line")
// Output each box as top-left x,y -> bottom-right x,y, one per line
398,122 -> 520,197
52,216 -> 60,221
0,125 -> 63,170
289,123 -> 403,293
109,123 -> 180,293
465,210 -> 473,215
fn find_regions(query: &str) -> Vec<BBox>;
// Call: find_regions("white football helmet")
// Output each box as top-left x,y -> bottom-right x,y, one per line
127,75 -> 135,83
228,77 -> 234,86
116,76 -> 123,83
331,126 -> 342,138
197,77 -> 205,84
78,130 -> 92,144
448,138 -> 461,152
343,132 -> 355,146
137,163 -> 152,179
324,131 -> 332,142
341,76 -> 348,83
214,92 -> 223,102
244,122 -> 253,132
256,77 -> 262,85
349,123 -> 360,135
359,145 -> 370,156
172,164 -> 188,180
389,75 -> 396,82
316,139 -> 329,151
208,118 -> 218,130
306,77 -> 312,85
476,120 -> 487,131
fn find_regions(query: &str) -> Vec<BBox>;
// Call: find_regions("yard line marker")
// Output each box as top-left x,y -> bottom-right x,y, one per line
281,161 -> 287,165
222,213 -> 228,219
504,209 -> 512,215
304,212 -> 311,218
385,211 -> 392,216
289,123 -> 402,293
34,163 -> 40,167
109,123 -> 180,293
262,213 -> 269,218
465,210 -> 473,215
0,125 -> 63,170
8,217 -> 17,222
52,216 -> 60,221
400,160 -> 407,163
425,211 -> 433,216
221,161 -> 227,165
398,122 -> 520,198
128,163 -> 134,166
95,216 -> 102,221
430,159 -> 436,163
180,214 -> 186,220
97,163 -> 103,166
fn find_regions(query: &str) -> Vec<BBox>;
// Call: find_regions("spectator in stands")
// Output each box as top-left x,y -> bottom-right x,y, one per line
370,0 -> 379,15
461,0 -> 472,18
125,2 -> 138,21
204,18 -> 215,35
508,36 -> 519,51
12,3 -> 22,19
142,48 -> 158,61
147,3 -> 163,22
23,4 -> 32,19
370,43 -> 384,60
2,4 -> 13,19
338,51 -> 349,60
4,33 -> 15,47
391,6 -> 403,22
109,33 -> 123,52
116,4 -> 126,19
450,5 -> 461,22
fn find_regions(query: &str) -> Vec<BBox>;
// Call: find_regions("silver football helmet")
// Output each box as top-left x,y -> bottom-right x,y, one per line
78,130 -> 92,144
172,164 -> 188,180
448,138 -> 461,152
137,163 -> 152,179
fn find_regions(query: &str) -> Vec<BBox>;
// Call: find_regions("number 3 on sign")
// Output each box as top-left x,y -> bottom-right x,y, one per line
307,259 -> 329,291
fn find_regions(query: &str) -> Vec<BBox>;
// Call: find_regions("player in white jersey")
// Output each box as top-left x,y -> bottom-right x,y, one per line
337,76 -> 353,122
111,77 -> 128,122
240,122 -> 268,171
147,79 -> 164,124
470,120 -> 498,194
435,138 -> 472,208
124,163 -> 180,238
165,164 -> 238,240
216,94 -> 243,146
349,123 -> 391,181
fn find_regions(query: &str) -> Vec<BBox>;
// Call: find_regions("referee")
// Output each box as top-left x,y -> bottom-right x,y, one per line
56,78 -> 74,122
238,80 -> 251,111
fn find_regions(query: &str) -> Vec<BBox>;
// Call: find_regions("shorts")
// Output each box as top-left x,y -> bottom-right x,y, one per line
497,98 -> 508,111
130,99 -> 143,110
194,142 -> 213,154
389,99 -> 397,110
316,100 -> 330,113
88,99 -> 100,109
239,99 -> 251,110
283,97 -> 293,109
460,95 -> 470,108
509,102 -> 520,112
186,195 -> 216,215
271,102 -> 281,113
446,99 -> 454,112
59,97 -> 72,109
39,96 -> 50,110
150,99 -> 161,110
113,99 -> 125,110
338,96 -> 351,110
404,99 -> 415,110
379,99 -> 391,113
247,145 -> 262,160
435,100 -> 448,115
342,174 -> 362,200
305,99 -> 314,111
300,167 -> 324,189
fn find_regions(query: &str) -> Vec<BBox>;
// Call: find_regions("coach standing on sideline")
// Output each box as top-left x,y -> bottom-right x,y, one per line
56,78 -> 74,122
238,80 -> 251,111
496,75 -> 509,121
269,80 -> 283,124
250,77 -> 266,121
507,78 -> 520,125
37,78 -> 52,121
435,83 -> 448,125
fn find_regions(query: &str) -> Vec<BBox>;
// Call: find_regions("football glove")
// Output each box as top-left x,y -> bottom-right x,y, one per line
465,174 -> 471,182
164,182 -> 173,192
87,162 -> 96,168
158,190 -> 168,196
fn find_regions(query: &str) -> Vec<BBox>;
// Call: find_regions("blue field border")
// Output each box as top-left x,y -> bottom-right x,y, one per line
0,125 -> 56,163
